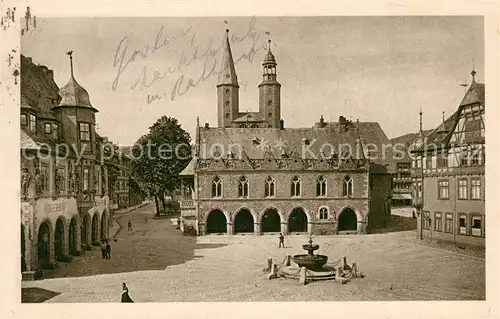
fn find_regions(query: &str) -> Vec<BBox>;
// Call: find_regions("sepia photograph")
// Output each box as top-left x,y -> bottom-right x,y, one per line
1,1 -> 498,318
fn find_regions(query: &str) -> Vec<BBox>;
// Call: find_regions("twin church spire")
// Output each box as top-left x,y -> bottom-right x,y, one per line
217,28 -> 281,128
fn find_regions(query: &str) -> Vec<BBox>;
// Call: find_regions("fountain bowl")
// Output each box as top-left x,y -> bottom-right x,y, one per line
292,254 -> 328,270
302,244 -> 319,251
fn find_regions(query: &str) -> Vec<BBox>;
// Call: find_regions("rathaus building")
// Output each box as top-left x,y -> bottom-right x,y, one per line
179,29 -> 394,236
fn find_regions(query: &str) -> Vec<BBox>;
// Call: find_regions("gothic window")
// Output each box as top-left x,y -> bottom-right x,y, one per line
265,176 -> 275,198
291,176 -> 301,197
316,175 -> 327,197
238,176 -> 249,198
250,124 -> 259,128
211,176 -> 222,198
239,124 -> 247,128
319,207 -> 328,220
342,175 -> 353,197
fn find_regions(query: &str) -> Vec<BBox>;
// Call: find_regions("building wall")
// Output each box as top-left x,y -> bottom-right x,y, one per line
196,170 -> 371,235
417,172 -> 485,247
369,173 -> 392,230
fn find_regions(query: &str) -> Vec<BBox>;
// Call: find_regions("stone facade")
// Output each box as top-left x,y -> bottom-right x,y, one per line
20,53 -> 114,278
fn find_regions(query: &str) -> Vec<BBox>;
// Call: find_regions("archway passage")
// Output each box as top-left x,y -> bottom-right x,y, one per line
91,214 -> 99,244
288,208 -> 308,233
37,221 -> 51,268
261,209 -> 281,233
100,212 -> 107,241
21,224 -> 27,272
81,215 -> 89,246
234,209 -> 254,233
69,217 -> 78,255
339,208 -> 358,231
54,219 -> 65,260
206,210 -> 227,234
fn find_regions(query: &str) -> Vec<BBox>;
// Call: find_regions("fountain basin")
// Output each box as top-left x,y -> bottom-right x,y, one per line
292,254 -> 328,270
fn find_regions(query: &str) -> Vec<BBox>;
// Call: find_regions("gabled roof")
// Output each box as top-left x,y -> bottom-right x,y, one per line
20,129 -> 41,150
179,157 -> 197,176
459,81 -> 485,107
233,112 -> 264,123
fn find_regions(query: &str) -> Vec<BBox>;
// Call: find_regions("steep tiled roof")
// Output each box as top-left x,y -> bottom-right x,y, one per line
217,30 -> 238,87
390,130 -> 432,162
459,81 -> 485,107
20,129 -> 41,150
179,157 -> 197,176
198,124 -> 393,172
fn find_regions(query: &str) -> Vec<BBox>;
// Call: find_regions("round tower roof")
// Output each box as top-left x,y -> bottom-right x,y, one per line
58,76 -> 94,108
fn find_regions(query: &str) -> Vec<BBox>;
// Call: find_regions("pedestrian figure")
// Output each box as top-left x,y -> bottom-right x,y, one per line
279,233 -> 285,248
121,283 -> 134,303
176,217 -> 180,230
100,241 -> 106,259
412,210 -> 416,219
128,220 -> 133,231
106,241 -> 111,259
144,216 -> 148,224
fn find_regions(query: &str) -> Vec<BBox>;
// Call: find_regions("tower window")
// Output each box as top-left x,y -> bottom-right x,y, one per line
225,101 -> 230,106
291,176 -> 301,197
225,113 -> 230,118
225,89 -> 229,94
268,100 -> 272,106
79,122 -> 91,141
268,112 -> 272,117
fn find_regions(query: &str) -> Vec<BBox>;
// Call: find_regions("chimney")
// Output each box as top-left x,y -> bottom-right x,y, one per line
204,123 -> 209,129
319,115 -> 325,128
339,116 -> 346,125
280,119 -> 284,130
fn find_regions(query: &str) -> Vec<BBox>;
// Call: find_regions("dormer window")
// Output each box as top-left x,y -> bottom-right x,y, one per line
21,113 -> 27,126
44,123 -> 52,134
79,122 -> 91,141
29,114 -> 36,133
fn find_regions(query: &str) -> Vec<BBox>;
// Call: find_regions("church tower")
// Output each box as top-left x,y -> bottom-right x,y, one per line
217,29 -> 240,128
259,39 -> 281,128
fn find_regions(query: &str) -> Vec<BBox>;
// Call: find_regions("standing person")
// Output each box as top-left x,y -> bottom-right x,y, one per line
278,233 -> 285,248
106,241 -> 111,259
128,220 -> 133,231
176,217 -> 180,230
412,210 -> 416,219
100,241 -> 106,259
121,283 -> 134,303
144,216 -> 148,224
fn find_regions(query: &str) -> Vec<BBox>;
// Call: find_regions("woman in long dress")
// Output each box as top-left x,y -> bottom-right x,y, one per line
121,283 -> 134,303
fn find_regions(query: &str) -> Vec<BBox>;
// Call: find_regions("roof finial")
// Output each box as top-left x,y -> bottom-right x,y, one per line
418,107 -> 424,133
471,58 -> 476,81
66,50 -> 74,78
196,116 -> 200,127
224,19 -> 229,34
442,111 -> 445,123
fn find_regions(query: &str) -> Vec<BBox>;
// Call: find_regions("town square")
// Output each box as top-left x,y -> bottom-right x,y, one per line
6,12 -> 493,310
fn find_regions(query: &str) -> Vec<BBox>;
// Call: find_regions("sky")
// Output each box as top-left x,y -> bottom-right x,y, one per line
21,16 -> 484,146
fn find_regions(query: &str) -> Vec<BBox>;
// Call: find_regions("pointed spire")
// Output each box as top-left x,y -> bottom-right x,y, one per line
217,28 -> 238,87
66,50 -> 74,78
419,106 -> 423,136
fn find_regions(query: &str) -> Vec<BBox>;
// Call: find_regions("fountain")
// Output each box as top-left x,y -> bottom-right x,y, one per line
292,237 -> 328,270
264,236 -> 364,284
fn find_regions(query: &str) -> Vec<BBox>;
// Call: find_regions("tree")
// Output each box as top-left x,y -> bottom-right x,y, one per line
130,116 -> 192,214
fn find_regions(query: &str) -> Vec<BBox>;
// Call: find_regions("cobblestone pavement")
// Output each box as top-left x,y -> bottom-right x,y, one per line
22,205 -> 485,302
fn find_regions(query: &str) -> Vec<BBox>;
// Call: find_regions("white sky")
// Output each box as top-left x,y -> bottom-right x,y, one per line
21,16 -> 484,145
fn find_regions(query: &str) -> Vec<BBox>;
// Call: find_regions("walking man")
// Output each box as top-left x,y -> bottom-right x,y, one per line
100,241 -> 106,259
278,233 -> 285,248
105,241 -> 111,259
128,220 -> 133,232
121,283 -> 134,303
